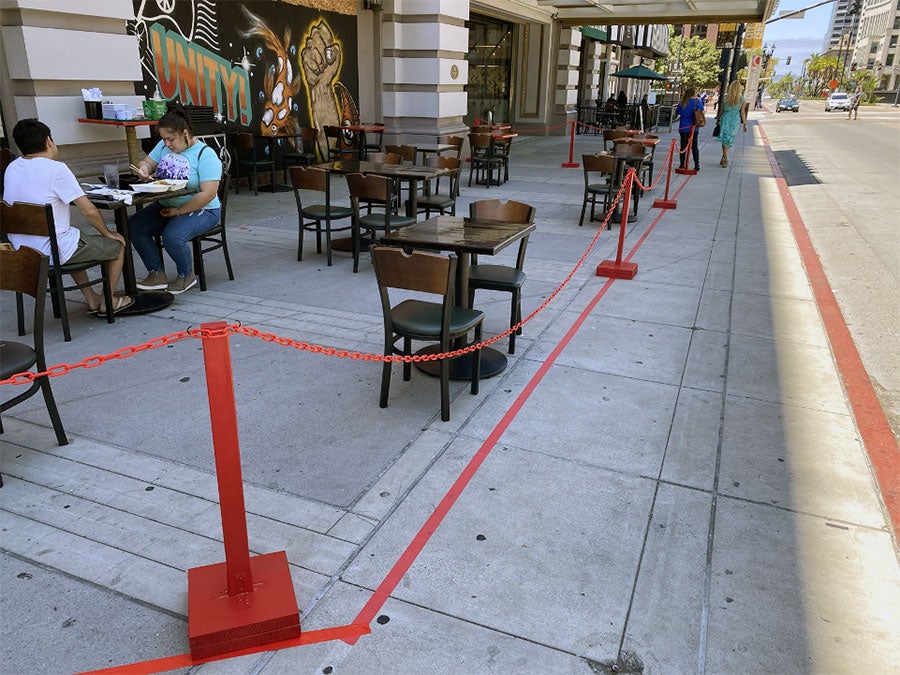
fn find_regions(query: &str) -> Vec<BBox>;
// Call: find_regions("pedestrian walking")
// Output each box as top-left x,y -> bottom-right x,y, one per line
849,90 -> 862,120
675,87 -> 703,171
717,80 -> 748,168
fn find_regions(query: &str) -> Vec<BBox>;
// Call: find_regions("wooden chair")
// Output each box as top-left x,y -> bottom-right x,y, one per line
491,136 -> 513,183
231,132 -> 273,196
438,135 -> 464,160
0,245 -> 67,446
385,144 -> 417,164
468,133 -> 503,188
578,154 -> 617,228
280,126 -> 318,172
346,173 -> 416,273
603,128 -> 627,151
1,200 -> 116,342
466,199 -> 536,354
190,173 -> 234,290
366,152 -> 402,165
370,245 -> 484,422
323,125 -> 359,161
411,156 -> 460,218
289,166 -> 353,266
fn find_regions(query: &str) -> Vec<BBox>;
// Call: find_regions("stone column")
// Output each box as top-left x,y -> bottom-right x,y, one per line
551,26 -> 581,135
379,0 -> 469,143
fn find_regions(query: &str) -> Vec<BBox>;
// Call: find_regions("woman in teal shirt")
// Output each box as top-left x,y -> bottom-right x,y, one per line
131,106 -> 222,294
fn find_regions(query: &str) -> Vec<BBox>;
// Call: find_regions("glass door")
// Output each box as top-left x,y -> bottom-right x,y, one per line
466,16 -> 514,124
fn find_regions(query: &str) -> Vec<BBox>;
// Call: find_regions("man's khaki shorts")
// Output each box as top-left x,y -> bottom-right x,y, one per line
66,234 -> 122,264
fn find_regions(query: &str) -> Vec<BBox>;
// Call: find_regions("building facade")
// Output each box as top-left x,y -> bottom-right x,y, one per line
0,0 -> 669,172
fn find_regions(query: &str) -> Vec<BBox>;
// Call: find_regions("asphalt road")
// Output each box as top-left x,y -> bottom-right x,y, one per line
759,99 -> 900,439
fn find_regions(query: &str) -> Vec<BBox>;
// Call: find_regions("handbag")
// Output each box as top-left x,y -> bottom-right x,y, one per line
693,107 -> 706,128
712,121 -> 721,137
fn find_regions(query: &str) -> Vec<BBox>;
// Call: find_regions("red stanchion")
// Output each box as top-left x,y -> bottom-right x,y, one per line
653,138 -> 679,210
596,170 -> 638,279
674,126 -> 697,175
187,321 -> 301,659
561,120 -> 580,168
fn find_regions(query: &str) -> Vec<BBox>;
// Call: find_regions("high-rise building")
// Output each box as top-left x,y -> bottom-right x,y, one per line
824,0 -> 861,51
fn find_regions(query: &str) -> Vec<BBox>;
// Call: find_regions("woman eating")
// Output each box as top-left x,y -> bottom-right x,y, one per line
130,106 -> 222,294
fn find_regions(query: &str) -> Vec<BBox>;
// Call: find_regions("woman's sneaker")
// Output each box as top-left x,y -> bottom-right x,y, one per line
136,270 -> 168,290
167,273 -> 197,294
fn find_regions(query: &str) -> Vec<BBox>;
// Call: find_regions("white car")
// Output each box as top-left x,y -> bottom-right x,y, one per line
825,92 -> 852,112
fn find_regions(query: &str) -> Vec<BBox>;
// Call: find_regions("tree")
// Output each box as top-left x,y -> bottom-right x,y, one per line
661,33 -> 721,93
769,73 -> 797,98
806,53 -> 840,95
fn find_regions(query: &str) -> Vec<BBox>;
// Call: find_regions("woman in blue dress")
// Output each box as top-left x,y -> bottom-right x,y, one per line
717,80 -> 747,168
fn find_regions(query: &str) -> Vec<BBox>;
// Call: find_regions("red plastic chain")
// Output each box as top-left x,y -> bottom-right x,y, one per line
632,139 -> 675,193
1,183 -> 631,387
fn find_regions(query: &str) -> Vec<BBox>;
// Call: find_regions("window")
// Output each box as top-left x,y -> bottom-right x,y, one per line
870,42 -> 879,53
887,54 -> 895,66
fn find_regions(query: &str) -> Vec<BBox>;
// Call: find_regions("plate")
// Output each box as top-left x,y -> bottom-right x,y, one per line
131,179 -> 187,193
131,183 -> 169,193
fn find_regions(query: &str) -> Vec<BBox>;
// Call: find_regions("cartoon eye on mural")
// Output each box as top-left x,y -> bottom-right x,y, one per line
239,6 -> 302,140
299,20 -> 360,159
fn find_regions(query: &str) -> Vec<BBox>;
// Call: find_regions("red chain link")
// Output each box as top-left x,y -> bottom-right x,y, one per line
2,183 -> 630,387
632,140 -> 675,193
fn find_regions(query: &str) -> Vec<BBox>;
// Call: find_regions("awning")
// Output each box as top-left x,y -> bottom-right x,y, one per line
536,1 -> 779,26
580,25 -> 608,41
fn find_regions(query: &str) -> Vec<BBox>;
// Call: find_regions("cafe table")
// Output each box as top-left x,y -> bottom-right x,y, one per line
380,214 -> 535,379
315,159 -> 450,218
87,186 -> 194,314
415,143 -> 456,162
597,149 -> 645,222
77,118 -> 158,167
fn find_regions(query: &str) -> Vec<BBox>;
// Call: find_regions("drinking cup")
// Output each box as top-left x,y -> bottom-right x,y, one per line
103,163 -> 120,189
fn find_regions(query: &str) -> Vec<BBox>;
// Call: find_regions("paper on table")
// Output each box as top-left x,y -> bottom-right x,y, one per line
84,186 -> 134,205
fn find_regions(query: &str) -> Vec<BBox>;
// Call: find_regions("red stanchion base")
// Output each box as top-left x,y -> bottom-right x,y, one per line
188,551 -> 301,659
596,260 -> 638,279
561,162 -> 580,168
653,198 -> 677,209
674,167 -> 697,175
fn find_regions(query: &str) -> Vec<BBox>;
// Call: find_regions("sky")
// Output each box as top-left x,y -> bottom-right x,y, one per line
763,0 -> 834,77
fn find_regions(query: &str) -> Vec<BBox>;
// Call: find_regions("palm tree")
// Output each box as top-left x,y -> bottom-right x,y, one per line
806,53 -> 840,95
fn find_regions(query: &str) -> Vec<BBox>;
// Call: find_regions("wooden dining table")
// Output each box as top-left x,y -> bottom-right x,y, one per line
77,118 -> 158,167
315,159 -> 451,217
380,214 -> 535,379
340,123 -> 386,160
87,187 -> 194,314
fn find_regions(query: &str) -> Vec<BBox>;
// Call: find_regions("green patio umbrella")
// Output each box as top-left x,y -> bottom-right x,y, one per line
611,64 -> 669,81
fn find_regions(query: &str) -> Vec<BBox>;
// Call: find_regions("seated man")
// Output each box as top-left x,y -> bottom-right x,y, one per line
3,118 -> 132,315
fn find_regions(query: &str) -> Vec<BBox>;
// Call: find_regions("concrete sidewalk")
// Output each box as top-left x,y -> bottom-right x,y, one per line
2,121 -> 898,674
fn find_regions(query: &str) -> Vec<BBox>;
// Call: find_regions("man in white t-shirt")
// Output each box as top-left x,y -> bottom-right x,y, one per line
3,118 -> 132,315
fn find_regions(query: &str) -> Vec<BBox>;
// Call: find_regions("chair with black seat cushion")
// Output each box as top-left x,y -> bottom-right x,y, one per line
323,125 -> 359,161
280,126 -> 318,172
468,133 -> 503,188
0,245 -> 67,446
232,132 -> 274,196
190,173 -> 234,290
346,173 -> 416,273
289,165 -> 354,266
370,245 -> 484,422
1,200 -> 115,342
578,154 -> 617,228
491,136 -> 513,183
466,199 -> 536,355
411,156 -> 460,218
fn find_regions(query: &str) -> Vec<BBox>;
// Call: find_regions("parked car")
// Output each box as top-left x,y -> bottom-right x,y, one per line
825,92 -> 852,112
776,97 -> 800,112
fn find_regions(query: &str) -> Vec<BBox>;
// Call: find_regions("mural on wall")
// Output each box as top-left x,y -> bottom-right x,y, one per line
128,0 -> 359,160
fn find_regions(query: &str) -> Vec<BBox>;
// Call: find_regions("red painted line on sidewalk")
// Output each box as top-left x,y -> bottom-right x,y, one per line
76,623 -> 370,674
350,188 -> 674,640
758,125 -> 900,539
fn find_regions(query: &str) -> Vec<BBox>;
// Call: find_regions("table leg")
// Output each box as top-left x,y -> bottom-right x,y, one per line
414,252 -> 509,380
124,127 -> 142,167
406,177 -> 419,218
